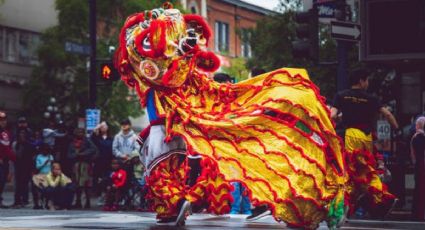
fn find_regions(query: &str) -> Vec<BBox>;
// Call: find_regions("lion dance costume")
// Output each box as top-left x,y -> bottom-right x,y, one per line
344,128 -> 396,217
115,3 -> 347,229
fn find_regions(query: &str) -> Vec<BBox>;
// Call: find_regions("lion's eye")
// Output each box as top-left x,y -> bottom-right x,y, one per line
143,35 -> 151,50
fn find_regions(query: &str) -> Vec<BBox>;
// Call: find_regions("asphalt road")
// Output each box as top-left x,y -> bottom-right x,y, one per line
1,209 -> 425,230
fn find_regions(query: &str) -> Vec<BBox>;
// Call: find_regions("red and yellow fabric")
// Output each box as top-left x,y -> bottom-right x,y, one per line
139,68 -> 347,228
344,128 -> 395,209
147,154 -> 232,218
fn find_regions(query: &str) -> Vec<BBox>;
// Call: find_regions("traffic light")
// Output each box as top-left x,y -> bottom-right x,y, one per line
291,7 -> 319,61
98,60 -> 120,82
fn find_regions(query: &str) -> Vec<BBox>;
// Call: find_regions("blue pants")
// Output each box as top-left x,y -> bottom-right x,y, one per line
230,182 -> 252,214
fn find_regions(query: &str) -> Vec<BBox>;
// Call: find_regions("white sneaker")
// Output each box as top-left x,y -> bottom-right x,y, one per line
175,200 -> 191,226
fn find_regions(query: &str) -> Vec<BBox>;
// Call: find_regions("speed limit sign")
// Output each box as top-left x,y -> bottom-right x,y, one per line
377,120 -> 391,140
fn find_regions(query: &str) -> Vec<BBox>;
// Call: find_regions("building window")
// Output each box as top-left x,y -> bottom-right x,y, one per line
5,28 -> 18,62
0,26 -> 40,65
215,21 -> 229,53
240,29 -> 252,58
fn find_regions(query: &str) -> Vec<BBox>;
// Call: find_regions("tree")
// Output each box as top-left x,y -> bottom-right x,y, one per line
222,58 -> 250,82
246,0 -> 340,100
23,0 -> 179,129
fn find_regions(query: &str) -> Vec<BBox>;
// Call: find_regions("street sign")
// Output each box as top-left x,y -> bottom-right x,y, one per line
315,0 -> 336,18
85,109 -> 101,132
377,120 -> 391,140
65,41 -> 91,55
331,21 -> 361,42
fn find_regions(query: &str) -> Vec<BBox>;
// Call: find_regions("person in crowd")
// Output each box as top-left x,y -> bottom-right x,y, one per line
43,120 -> 66,149
330,68 -> 399,219
103,159 -> 127,211
32,143 -> 54,209
411,116 -> 425,221
43,162 -> 74,210
129,152 -> 147,211
31,130 -> 44,151
16,117 -> 32,140
112,119 -> 139,161
53,121 -> 71,176
12,130 -> 35,207
91,121 -> 113,197
0,111 -> 16,208
68,128 -> 97,209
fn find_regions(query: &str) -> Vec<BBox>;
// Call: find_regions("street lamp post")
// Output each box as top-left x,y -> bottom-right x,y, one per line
44,97 -> 61,122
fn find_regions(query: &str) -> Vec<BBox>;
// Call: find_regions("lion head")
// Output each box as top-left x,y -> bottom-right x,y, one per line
115,3 -> 220,88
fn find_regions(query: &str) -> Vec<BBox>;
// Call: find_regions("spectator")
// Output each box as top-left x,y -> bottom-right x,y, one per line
54,121 -> 71,176
68,128 -> 97,209
16,116 -> 32,140
103,159 -> 127,211
129,153 -> 147,211
12,130 -> 35,207
43,120 -> 65,149
91,121 -> 113,196
112,119 -> 139,161
0,111 -> 16,208
411,116 -> 425,221
44,162 -> 74,210
31,130 -> 44,151
32,143 -> 54,209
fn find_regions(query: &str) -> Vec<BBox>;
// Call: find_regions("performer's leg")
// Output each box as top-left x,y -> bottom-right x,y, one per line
185,157 -> 232,215
230,182 -> 241,214
147,154 -> 187,219
241,185 -> 252,215
345,129 -> 395,217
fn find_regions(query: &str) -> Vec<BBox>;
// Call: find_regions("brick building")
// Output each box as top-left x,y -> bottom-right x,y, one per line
0,0 -> 57,117
180,0 -> 273,61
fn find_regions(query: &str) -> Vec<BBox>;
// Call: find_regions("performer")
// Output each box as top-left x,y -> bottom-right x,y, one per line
116,3 -> 346,229
331,68 -> 398,218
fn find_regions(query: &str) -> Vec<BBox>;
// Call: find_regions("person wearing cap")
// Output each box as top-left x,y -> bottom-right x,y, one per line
112,119 -> 140,161
91,121 -> 113,197
16,116 -> 32,140
0,111 -> 16,208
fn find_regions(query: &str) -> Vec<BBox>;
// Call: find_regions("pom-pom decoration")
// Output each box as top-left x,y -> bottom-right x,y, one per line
195,51 -> 220,72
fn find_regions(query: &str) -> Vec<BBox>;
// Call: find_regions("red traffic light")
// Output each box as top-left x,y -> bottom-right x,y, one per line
101,64 -> 112,79
98,60 -> 119,82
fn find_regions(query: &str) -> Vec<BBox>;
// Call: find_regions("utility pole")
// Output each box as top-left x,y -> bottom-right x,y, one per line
336,0 -> 349,91
89,0 -> 96,108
